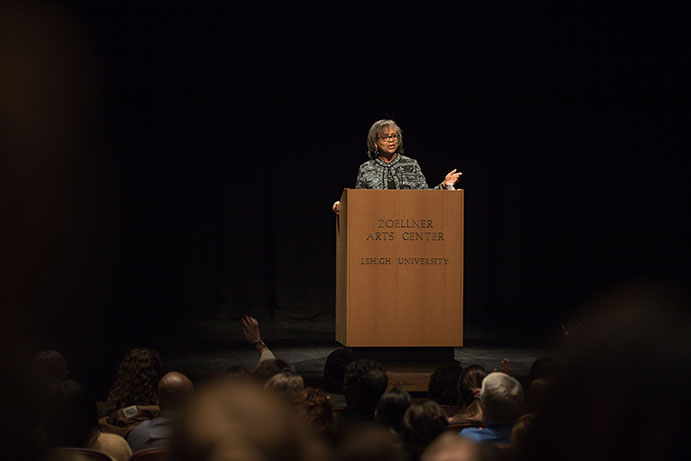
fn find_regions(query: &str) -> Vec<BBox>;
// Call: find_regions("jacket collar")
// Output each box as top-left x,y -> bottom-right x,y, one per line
374,153 -> 402,167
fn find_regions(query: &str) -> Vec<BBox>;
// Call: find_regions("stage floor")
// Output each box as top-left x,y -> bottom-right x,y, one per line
151,312 -> 549,394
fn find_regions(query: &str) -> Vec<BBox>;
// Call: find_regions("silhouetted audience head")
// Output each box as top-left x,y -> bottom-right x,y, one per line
324,348 -> 356,394
105,347 -> 162,414
473,443 -> 505,461
265,371 -> 304,397
343,359 -> 388,408
511,412 -> 535,460
527,356 -> 562,386
45,380 -> 97,448
251,358 -> 293,383
479,372 -> 524,425
33,349 -> 70,451
375,386 -> 412,433
360,370 -> 389,408
428,361 -> 462,406
34,350 -> 69,390
171,378 -> 326,461
293,387 -> 334,440
400,399 -> 449,461
528,282 -> 691,461
525,378 -> 551,413
334,425 -> 407,461
421,432 -> 478,461
158,371 -> 194,413
1,335 -> 44,461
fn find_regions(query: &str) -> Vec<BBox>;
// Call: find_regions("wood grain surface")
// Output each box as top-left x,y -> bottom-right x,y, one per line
336,189 -> 464,346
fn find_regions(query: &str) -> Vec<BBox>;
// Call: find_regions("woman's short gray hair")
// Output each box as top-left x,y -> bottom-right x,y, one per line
479,372 -> 524,425
367,119 -> 404,159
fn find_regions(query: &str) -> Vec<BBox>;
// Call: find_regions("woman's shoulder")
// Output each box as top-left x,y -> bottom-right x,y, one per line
397,154 -> 417,164
358,158 -> 378,169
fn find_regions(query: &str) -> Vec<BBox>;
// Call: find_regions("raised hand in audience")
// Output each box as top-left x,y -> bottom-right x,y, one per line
493,358 -> 510,374
242,315 -> 262,344
561,315 -> 583,352
501,358 -> 510,374
242,315 -> 275,363
561,315 -> 582,339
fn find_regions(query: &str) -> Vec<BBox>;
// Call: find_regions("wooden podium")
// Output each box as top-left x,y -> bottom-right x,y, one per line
336,189 -> 464,347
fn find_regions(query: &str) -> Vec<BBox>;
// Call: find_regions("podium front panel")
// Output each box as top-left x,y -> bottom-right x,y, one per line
336,189 -> 463,347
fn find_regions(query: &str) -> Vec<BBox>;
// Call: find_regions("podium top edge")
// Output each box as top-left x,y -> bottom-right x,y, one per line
342,188 -> 464,192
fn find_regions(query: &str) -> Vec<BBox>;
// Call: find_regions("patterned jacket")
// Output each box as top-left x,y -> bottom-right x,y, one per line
355,154 -> 442,190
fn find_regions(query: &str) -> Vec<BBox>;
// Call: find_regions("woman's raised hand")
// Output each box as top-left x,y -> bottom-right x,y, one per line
241,315 -> 261,344
332,201 -> 341,215
443,169 -> 462,187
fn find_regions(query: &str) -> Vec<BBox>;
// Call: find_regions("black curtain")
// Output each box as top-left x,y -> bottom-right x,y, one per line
5,2 -> 689,362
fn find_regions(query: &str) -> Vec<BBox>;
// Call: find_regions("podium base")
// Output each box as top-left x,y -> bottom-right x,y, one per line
350,347 -> 454,363
348,347 -> 455,393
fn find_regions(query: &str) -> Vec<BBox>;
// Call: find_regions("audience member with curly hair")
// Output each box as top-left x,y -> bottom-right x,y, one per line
104,348 -> 162,413
293,387 -> 335,441
449,365 -> 487,424
338,359 -> 389,426
100,348 -> 163,436
427,361 -> 462,406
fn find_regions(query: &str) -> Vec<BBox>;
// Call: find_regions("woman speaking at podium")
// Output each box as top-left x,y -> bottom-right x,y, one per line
332,119 -> 462,214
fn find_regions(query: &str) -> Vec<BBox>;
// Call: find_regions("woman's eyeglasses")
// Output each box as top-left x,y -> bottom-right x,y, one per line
378,134 -> 400,141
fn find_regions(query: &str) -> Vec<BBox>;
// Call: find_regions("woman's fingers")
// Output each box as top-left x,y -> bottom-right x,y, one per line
242,316 -> 258,334
444,170 -> 463,186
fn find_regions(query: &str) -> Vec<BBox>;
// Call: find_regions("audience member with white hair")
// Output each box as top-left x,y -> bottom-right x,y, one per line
459,372 -> 524,444
265,371 -> 305,398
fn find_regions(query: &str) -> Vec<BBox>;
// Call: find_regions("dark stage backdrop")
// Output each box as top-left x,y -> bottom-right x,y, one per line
4,3 -> 689,376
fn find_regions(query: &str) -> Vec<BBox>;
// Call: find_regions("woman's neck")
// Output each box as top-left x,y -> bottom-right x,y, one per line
378,152 -> 397,163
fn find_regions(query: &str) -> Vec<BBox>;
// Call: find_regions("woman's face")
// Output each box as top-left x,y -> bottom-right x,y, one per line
375,126 -> 400,156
